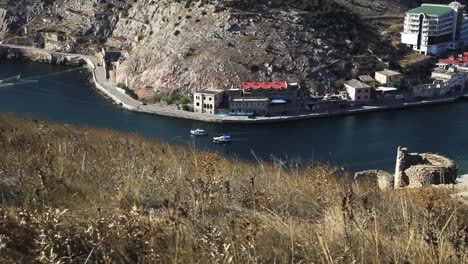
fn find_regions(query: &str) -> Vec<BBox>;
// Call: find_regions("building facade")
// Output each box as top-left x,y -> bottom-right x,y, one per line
228,82 -> 300,116
374,69 -> 402,87
344,79 -> 371,104
431,65 -> 468,90
193,89 -> 225,115
412,80 -> 454,98
401,2 -> 468,55
229,98 -> 269,115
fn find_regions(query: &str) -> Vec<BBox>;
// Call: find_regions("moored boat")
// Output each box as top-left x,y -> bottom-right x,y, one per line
213,135 -> 231,144
190,128 -> 208,136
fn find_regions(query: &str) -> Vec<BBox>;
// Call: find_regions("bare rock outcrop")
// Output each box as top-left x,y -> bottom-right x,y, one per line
354,169 -> 394,190
0,0 -> 402,98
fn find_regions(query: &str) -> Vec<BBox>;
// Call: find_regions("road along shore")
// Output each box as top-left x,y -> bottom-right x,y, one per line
0,44 -> 467,124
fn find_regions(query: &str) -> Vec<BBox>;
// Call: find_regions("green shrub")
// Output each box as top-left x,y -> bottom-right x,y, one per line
117,83 -> 139,100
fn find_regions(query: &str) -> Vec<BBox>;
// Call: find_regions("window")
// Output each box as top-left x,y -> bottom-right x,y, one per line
357,96 -> 361,100
364,96 -> 368,99
196,102 -> 199,106
209,97 -> 212,101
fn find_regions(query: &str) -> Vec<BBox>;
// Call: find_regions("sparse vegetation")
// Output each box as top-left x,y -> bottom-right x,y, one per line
0,114 -> 467,263
146,92 -> 191,105
117,82 -> 139,100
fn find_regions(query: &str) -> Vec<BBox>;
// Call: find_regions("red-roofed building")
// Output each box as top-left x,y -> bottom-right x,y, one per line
440,53 -> 468,64
242,82 -> 288,91
227,82 -> 301,116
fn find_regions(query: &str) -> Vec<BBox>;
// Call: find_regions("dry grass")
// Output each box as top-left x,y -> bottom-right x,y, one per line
0,114 -> 467,263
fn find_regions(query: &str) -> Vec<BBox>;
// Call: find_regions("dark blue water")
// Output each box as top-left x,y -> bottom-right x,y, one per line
1,61 -> 468,173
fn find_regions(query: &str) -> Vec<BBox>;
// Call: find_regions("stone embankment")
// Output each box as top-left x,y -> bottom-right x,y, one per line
1,44 -> 468,124
355,146 -> 460,190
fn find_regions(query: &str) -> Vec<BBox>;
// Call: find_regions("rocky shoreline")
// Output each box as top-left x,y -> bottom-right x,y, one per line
1,43 -> 468,124
0,45 -> 86,66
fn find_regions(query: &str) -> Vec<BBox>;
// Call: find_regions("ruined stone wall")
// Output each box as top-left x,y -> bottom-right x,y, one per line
405,153 -> 458,187
357,147 -> 459,190
395,147 -> 458,188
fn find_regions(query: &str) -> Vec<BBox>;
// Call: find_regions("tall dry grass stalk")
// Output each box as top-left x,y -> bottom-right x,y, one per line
0,114 -> 466,263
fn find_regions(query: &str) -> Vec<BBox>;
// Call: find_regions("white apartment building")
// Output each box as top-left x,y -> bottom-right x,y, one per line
401,2 -> 468,55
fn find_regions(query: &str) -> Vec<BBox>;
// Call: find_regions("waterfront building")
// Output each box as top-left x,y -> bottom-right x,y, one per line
193,89 -> 225,115
440,52 -> 468,64
97,48 -> 123,81
374,69 -> 402,87
229,98 -> 269,115
344,79 -> 371,104
228,82 -> 300,116
412,80 -> 454,98
401,2 -> 468,55
374,87 -> 408,102
431,65 -> 468,90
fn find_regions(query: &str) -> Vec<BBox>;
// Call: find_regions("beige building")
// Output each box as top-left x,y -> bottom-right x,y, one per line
193,89 -> 225,114
230,98 -> 269,115
412,80 -> 453,98
344,79 -> 371,103
430,65 -> 468,91
228,82 -> 301,116
375,69 -> 402,87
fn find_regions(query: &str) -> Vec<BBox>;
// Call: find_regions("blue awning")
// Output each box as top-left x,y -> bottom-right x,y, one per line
271,99 -> 287,104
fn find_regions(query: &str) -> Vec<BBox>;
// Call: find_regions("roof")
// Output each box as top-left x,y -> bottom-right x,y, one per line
232,98 -> 268,102
376,69 -> 401,77
375,87 -> 398,92
440,54 -> 468,64
195,89 -> 224,95
344,79 -> 371,89
359,75 -> 375,82
407,5 -> 452,16
271,99 -> 287,104
242,82 -> 287,90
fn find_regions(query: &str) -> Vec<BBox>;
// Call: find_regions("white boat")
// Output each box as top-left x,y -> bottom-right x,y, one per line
213,135 -> 231,143
190,128 -> 208,136
0,75 -> 20,83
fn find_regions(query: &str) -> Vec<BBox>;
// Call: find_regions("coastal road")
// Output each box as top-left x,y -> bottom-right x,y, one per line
1,43 -> 467,124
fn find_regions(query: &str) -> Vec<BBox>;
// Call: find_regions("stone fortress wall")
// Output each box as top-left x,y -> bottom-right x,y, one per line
356,146 -> 459,189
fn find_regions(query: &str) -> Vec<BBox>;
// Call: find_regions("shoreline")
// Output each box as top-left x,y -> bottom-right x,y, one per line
0,43 -> 467,124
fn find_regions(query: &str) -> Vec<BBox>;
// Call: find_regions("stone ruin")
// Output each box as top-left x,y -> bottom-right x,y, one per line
355,146 -> 458,189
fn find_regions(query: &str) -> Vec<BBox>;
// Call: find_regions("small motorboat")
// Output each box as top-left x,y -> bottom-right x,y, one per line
213,135 -> 231,144
190,128 -> 208,136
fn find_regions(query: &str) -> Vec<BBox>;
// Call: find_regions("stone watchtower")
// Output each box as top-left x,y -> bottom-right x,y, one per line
394,146 -> 458,188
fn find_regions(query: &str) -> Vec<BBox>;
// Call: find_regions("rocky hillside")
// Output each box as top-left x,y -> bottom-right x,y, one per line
0,0 -> 431,98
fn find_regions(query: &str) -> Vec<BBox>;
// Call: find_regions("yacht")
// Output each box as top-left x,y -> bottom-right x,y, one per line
190,128 -> 208,136
213,135 -> 231,144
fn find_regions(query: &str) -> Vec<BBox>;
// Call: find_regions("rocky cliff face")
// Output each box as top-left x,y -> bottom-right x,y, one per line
0,0 -> 408,98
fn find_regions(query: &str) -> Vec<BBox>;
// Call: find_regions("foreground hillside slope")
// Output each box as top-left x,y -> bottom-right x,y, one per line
0,114 -> 467,263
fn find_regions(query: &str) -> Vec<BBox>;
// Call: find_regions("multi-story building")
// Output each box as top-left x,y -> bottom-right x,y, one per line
228,82 -> 300,116
412,80 -> 454,98
431,65 -> 468,90
401,2 -> 468,55
193,89 -> 225,115
374,69 -> 402,87
344,79 -> 371,104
